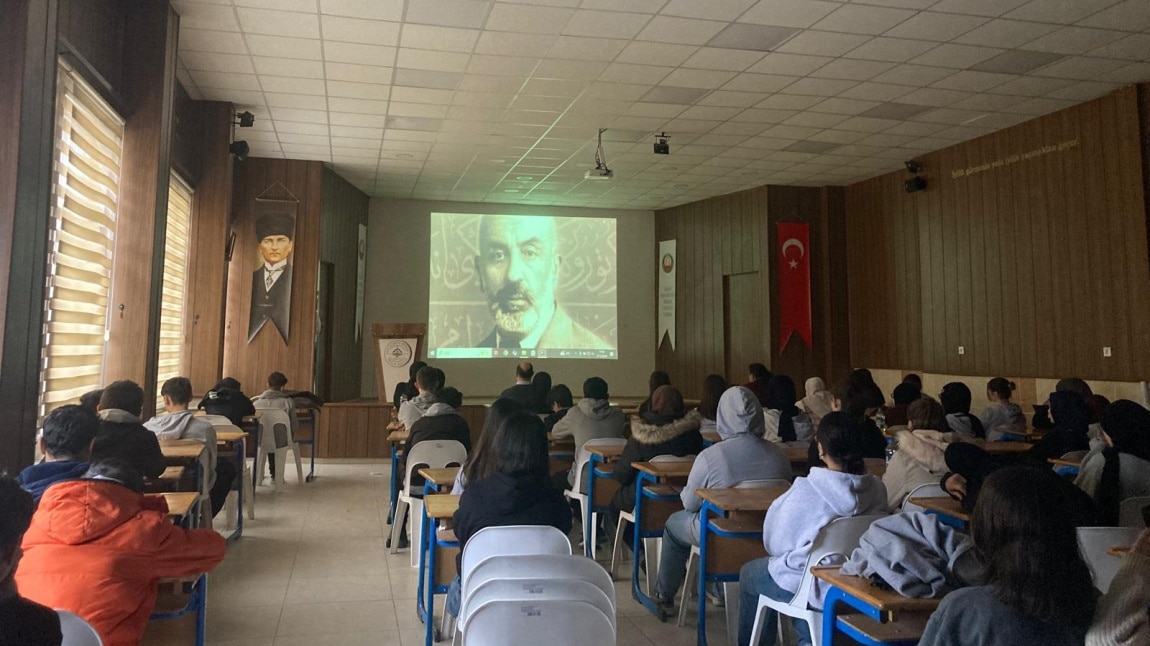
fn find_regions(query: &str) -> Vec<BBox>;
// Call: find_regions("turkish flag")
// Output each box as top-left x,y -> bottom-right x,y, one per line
777,222 -> 812,352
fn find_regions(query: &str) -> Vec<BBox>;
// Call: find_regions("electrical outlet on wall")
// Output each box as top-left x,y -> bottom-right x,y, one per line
958,346 -> 965,355
1103,347 -> 1112,357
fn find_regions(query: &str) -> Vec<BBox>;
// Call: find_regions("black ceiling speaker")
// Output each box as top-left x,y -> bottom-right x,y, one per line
229,140 -> 249,161
905,175 -> 927,193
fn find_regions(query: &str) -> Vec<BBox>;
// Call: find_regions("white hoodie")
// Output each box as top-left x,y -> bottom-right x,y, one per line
551,397 -> 625,486
144,410 -> 217,487
763,467 -> 888,597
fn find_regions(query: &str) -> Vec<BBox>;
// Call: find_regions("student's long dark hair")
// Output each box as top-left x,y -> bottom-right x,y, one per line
816,412 -> 867,475
972,467 -> 1096,629
461,397 -> 524,484
493,412 -> 550,480
1097,400 -> 1150,526
698,374 -> 727,421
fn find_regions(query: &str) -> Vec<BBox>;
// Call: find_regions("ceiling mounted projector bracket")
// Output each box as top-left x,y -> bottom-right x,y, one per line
585,128 -> 613,180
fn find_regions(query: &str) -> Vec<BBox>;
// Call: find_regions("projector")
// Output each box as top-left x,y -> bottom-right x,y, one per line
584,167 -> 613,180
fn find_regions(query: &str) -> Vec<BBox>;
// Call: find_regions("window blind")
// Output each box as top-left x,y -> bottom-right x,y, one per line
38,60 -> 125,417
155,173 -> 193,407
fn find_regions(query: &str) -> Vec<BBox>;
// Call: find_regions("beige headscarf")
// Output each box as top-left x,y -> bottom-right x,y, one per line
800,377 -> 835,423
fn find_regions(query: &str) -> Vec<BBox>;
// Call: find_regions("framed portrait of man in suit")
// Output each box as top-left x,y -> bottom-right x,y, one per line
247,209 -> 296,343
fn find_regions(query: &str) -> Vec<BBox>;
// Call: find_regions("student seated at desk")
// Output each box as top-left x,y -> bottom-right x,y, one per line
452,398 -> 524,495
978,378 -> 1026,440
1088,527 -> 1150,645
883,397 -> 956,509
549,377 -> 625,492
0,478 -> 62,646
883,382 -> 921,430
653,386 -> 792,613
920,467 -> 1097,646
16,460 -> 227,646
392,360 -> 426,409
764,374 -> 813,443
612,386 -> 704,518
446,411 -> 573,617
737,412 -> 888,646
252,371 -> 299,480
198,377 -> 255,426
92,381 -> 166,480
940,382 -> 985,439
541,384 -> 574,433
696,374 -> 727,435
407,386 -> 471,455
396,366 -> 440,431
146,377 -> 236,517
17,405 -> 99,504
1075,400 -> 1150,527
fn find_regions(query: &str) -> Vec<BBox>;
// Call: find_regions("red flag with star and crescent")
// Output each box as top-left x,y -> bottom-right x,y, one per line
777,222 -> 812,352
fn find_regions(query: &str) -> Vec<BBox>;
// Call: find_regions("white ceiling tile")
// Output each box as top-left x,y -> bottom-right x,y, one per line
616,42 -> 699,67
782,111 -> 849,128
776,31 -> 871,57
1087,33 -> 1150,61
812,4 -> 916,35
896,87 -> 973,107
453,91 -> 515,107
947,92 -> 1028,111
331,112 -> 388,128
396,48 -> 470,72
546,36 -> 630,61
680,47 -> 765,71
328,97 -> 390,114
842,37 -> 937,63
930,70 -> 1015,92
471,31 -> 550,57
254,57 -> 325,78
1077,0 -> 1150,31
1096,61 -> 1150,83
321,16 -> 401,46
928,0 -> 1032,17
179,28 -> 248,55
697,91 -> 768,108
985,75 -> 1072,96
320,0 -> 405,22
1044,80 -> 1122,100
659,68 -> 737,89
810,58 -> 895,81
1033,56 -> 1130,80
171,2 -> 241,32
1027,26 -> 1124,56
637,16 -> 727,46
486,4 -> 575,34
261,76 -> 328,96
522,78 -> 590,96
244,34 -> 323,60
563,9 -> 652,39
278,133 -> 331,147
914,44 -> 1005,69
780,77 -> 858,97
200,87 -> 264,104
330,125 -> 383,139
534,59 -> 608,80
327,80 -> 389,100
836,82 -> 915,102
600,62 -> 674,85
719,73 -> 798,93
194,71 -> 263,91
264,93 -> 328,110
405,0 -> 492,29
884,12 -> 989,41
953,19 -> 1061,48
754,94 -> 825,110
271,108 -> 329,124
661,0 -> 756,21
738,0 -> 840,29
400,24 -> 480,53
182,51 -> 256,74
327,62 -> 393,84
1006,0 -> 1125,25
747,53 -> 833,76
458,74 -> 527,92
236,8 -> 320,38
1000,96 -> 1078,115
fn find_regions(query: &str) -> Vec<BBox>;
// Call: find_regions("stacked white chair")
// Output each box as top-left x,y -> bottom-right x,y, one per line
464,599 -> 614,646
747,513 -> 888,646
57,610 -> 102,646
610,453 -> 694,583
565,437 -> 627,560
252,407 -> 303,486
1077,526 -> 1142,593
900,483 -> 948,513
388,439 -> 467,567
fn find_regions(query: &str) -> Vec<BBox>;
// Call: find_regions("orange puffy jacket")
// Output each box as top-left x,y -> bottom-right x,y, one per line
16,480 -> 227,646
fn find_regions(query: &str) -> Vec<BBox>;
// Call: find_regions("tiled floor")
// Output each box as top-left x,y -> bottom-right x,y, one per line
143,461 -> 733,646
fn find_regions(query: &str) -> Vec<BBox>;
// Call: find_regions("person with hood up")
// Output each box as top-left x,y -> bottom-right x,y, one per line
738,412 -> 888,646
883,397 -> 956,509
396,365 -> 440,430
549,377 -> 625,491
16,460 -> 227,646
17,405 -> 99,503
978,377 -> 1026,440
91,380 -> 166,480
1075,399 -> 1150,526
1027,390 -> 1092,463
197,377 -> 255,425
446,412 -> 572,617
612,385 -> 704,516
939,382 -> 984,439
798,377 -> 834,430
652,387 -> 792,616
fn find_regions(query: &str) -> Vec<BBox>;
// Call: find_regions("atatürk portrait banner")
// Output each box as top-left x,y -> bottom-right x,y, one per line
248,199 -> 297,344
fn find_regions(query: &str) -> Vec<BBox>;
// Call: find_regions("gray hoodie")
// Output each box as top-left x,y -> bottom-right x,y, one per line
144,410 -> 217,487
680,387 -> 792,511
551,397 -> 625,485
397,390 -> 437,430
883,429 -> 953,508
763,467 -> 888,597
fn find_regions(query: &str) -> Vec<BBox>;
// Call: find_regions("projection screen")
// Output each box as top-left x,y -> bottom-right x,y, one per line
428,213 -> 617,360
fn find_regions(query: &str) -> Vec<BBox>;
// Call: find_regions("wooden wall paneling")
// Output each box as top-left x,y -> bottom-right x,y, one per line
953,141 -> 975,375
926,151 -> 947,373
979,135 -> 1002,376
0,0 -> 57,474
184,101 -> 233,394
824,187 -> 852,386
57,0 -> 123,104
222,158 -> 323,397
1007,122 -> 1035,375
170,82 -> 203,186
103,0 -> 178,416
318,167 -> 369,402
1078,100 -> 1107,375
904,176 -> 924,371
367,406 -> 389,459
1120,88 -> 1150,375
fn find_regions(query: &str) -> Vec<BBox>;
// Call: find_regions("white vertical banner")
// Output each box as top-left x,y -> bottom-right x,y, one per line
658,240 -> 676,350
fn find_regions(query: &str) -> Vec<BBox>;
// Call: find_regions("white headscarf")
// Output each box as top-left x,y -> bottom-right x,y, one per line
800,377 -> 835,421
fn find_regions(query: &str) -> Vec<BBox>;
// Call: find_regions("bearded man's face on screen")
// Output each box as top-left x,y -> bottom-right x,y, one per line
477,215 -> 560,340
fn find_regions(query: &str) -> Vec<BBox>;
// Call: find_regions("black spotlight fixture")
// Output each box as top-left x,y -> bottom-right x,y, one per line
653,132 -> 670,155
904,159 -> 923,174
235,111 -> 255,127
229,140 -> 249,161
904,159 -> 926,193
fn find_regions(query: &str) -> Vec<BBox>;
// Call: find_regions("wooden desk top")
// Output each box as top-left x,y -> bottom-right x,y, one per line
1048,456 -> 1082,468
150,492 -> 199,520
784,444 -> 809,463
908,496 -> 970,523
159,440 -> 206,460
387,430 -> 409,444
157,466 -> 186,481
696,486 -> 790,513
547,432 -> 575,446
586,444 -> 625,461
701,430 -> 720,444
425,494 -> 461,519
811,566 -> 944,613
975,440 -> 1032,454
419,467 -> 460,486
634,459 -> 694,478
216,429 -> 247,443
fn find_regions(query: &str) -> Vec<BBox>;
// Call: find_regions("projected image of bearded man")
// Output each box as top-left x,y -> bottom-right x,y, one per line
476,215 -> 609,350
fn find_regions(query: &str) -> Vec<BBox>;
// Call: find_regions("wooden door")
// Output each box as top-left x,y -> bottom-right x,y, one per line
724,272 -> 764,386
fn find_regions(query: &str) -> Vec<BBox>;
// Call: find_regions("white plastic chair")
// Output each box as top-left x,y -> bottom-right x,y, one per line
1077,526 -> 1142,593
464,554 -> 617,610
901,482 -> 948,513
748,513 -> 888,646
57,610 -> 102,646
566,437 -> 627,561
462,579 -> 615,634
252,407 -> 303,486
388,439 -> 467,567
610,454 -> 693,582
463,599 -> 614,646
461,525 -> 572,588
678,478 -> 792,633
1119,496 -> 1150,528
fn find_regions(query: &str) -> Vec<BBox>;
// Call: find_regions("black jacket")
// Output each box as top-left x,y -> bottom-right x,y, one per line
92,416 -> 167,479
407,409 -> 472,454
393,381 -> 418,409
611,411 -> 704,513
500,383 -> 542,411
452,471 -> 572,571
248,264 -> 292,342
542,407 -> 570,434
807,416 -> 888,469
198,387 -> 256,425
